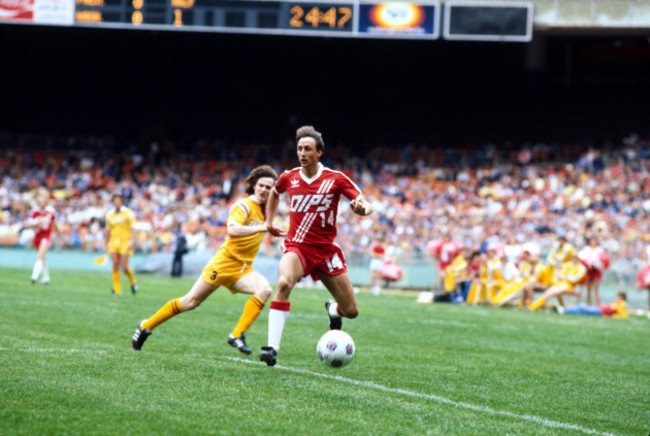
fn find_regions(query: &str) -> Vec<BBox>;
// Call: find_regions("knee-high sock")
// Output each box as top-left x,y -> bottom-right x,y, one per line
142,298 -> 183,331
529,297 -> 546,311
231,295 -> 265,338
268,301 -> 290,351
41,262 -> 50,282
32,259 -> 44,281
125,268 -> 136,286
112,271 -> 121,294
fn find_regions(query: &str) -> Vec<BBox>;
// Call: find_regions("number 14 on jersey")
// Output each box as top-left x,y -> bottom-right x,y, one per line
320,210 -> 335,227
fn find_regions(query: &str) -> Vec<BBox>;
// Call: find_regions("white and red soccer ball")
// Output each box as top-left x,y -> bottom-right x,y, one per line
316,330 -> 355,368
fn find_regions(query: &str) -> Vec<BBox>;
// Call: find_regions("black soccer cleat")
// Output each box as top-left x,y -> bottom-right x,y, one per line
131,284 -> 138,295
259,346 -> 277,367
228,332 -> 251,355
132,320 -> 151,350
325,299 -> 342,330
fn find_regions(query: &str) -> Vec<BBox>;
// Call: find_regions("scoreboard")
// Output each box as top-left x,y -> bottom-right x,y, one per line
0,0 -> 533,41
75,0 -> 441,38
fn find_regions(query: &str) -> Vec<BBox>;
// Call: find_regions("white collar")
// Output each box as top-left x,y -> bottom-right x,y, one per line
249,194 -> 261,204
299,163 -> 324,185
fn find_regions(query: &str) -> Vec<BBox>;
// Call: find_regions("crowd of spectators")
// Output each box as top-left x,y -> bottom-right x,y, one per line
1,132 -> 650,288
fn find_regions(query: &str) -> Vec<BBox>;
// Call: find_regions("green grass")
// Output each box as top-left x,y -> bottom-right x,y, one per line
0,268 -> 648,435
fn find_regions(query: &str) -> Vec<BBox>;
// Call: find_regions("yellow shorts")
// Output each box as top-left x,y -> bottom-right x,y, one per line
200,250 -> 254,293
108,238 -> 133,256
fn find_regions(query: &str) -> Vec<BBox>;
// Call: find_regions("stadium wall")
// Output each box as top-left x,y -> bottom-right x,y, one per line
0,247 -> 434,289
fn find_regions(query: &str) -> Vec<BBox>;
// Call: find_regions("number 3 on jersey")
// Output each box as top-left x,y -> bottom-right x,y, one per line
320,210 -> 334,228
325,253 -> 343,272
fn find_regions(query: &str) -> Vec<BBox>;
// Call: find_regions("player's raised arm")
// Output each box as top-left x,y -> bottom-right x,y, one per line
265,188 -> 287,237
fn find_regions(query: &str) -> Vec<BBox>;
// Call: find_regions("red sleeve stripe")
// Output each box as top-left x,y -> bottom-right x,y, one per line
236,202 -> 250,219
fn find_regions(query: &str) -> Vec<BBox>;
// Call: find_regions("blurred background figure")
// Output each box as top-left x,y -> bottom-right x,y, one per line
171,224 -> 188,278
105,194 -> 138,295
25,190 -> 57,284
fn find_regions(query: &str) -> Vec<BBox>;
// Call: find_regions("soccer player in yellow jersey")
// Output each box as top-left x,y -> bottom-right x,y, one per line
132,165 -> 281,355
543,234 -> 576,286
518,253 -> 547,307
106,194 -> 138,295
442,247 -> 468,293
529,253 -> 587,311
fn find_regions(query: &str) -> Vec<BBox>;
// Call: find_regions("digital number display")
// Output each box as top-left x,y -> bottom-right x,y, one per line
288,4 -> 353,32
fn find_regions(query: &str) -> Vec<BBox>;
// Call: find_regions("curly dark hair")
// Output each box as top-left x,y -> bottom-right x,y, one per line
244,165 -> 278,195
296,125 -> 325,152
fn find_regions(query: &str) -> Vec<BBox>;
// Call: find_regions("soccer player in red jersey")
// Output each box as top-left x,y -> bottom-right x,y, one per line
26,191 -> 57,284
259,125 -> 373,366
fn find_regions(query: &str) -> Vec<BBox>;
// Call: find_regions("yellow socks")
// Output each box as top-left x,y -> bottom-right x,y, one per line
125,268 -> 136,286
142,298 -> 183,331
529,297 -> 546,311
231,296 -> 265,338
112,271 -> 121,294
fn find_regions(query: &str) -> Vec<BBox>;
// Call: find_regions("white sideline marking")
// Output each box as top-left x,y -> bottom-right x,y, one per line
0,347 -> 617,436
0,347 -> 107,354
224,356 -> 616,436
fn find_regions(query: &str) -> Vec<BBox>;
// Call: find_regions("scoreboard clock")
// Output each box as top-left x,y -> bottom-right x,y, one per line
287,4 -> 354,32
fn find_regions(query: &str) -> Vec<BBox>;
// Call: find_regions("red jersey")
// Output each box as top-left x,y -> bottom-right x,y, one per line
371,243 -> 386,258
274,164 -> 362,247
30,207 -> 56,239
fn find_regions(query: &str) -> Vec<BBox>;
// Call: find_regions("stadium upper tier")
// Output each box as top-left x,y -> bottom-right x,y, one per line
0,133 -> 649,282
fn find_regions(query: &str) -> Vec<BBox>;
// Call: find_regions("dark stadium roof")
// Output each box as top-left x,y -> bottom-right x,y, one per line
1,24 -> 649,146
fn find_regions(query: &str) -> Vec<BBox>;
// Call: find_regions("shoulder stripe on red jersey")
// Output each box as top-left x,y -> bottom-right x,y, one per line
317,179 -> 335,194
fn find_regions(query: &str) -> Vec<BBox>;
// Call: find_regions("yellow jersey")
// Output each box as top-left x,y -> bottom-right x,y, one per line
557,261 -> 587,285
608,300 -> 628,319
446,254 -> 467,273
220,195 -> 266,264
106,206 -> 135,244
547,242 -> 576,266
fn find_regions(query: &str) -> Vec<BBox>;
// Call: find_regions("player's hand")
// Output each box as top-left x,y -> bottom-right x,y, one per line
267,224 -> 287,237
350,199 -> 369,216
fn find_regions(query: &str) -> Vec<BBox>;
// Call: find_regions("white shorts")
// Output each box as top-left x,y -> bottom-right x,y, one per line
370,258 -> 383,272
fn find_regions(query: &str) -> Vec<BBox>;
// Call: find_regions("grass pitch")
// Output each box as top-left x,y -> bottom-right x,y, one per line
0,268 -> 648,435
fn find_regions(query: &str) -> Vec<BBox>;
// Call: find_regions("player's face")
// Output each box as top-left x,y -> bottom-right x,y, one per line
36,195 -> 48,208
297,137 -> 322,169
254,177 -> 275,204
112,196 -> 123,208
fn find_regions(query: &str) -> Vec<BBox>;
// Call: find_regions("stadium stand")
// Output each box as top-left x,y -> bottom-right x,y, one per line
1,132 -> 649,294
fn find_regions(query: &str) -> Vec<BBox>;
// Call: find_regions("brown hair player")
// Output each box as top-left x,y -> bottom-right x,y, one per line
260,125 -> 373,366
131,165 -> 280,355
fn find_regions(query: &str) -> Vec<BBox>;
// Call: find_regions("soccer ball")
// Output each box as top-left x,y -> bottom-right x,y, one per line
316,330 -> 355,368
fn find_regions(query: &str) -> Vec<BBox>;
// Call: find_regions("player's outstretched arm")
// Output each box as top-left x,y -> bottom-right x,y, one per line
265,189 -> 287,237
350,197 -> 373,217
227,222 -> 268,237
